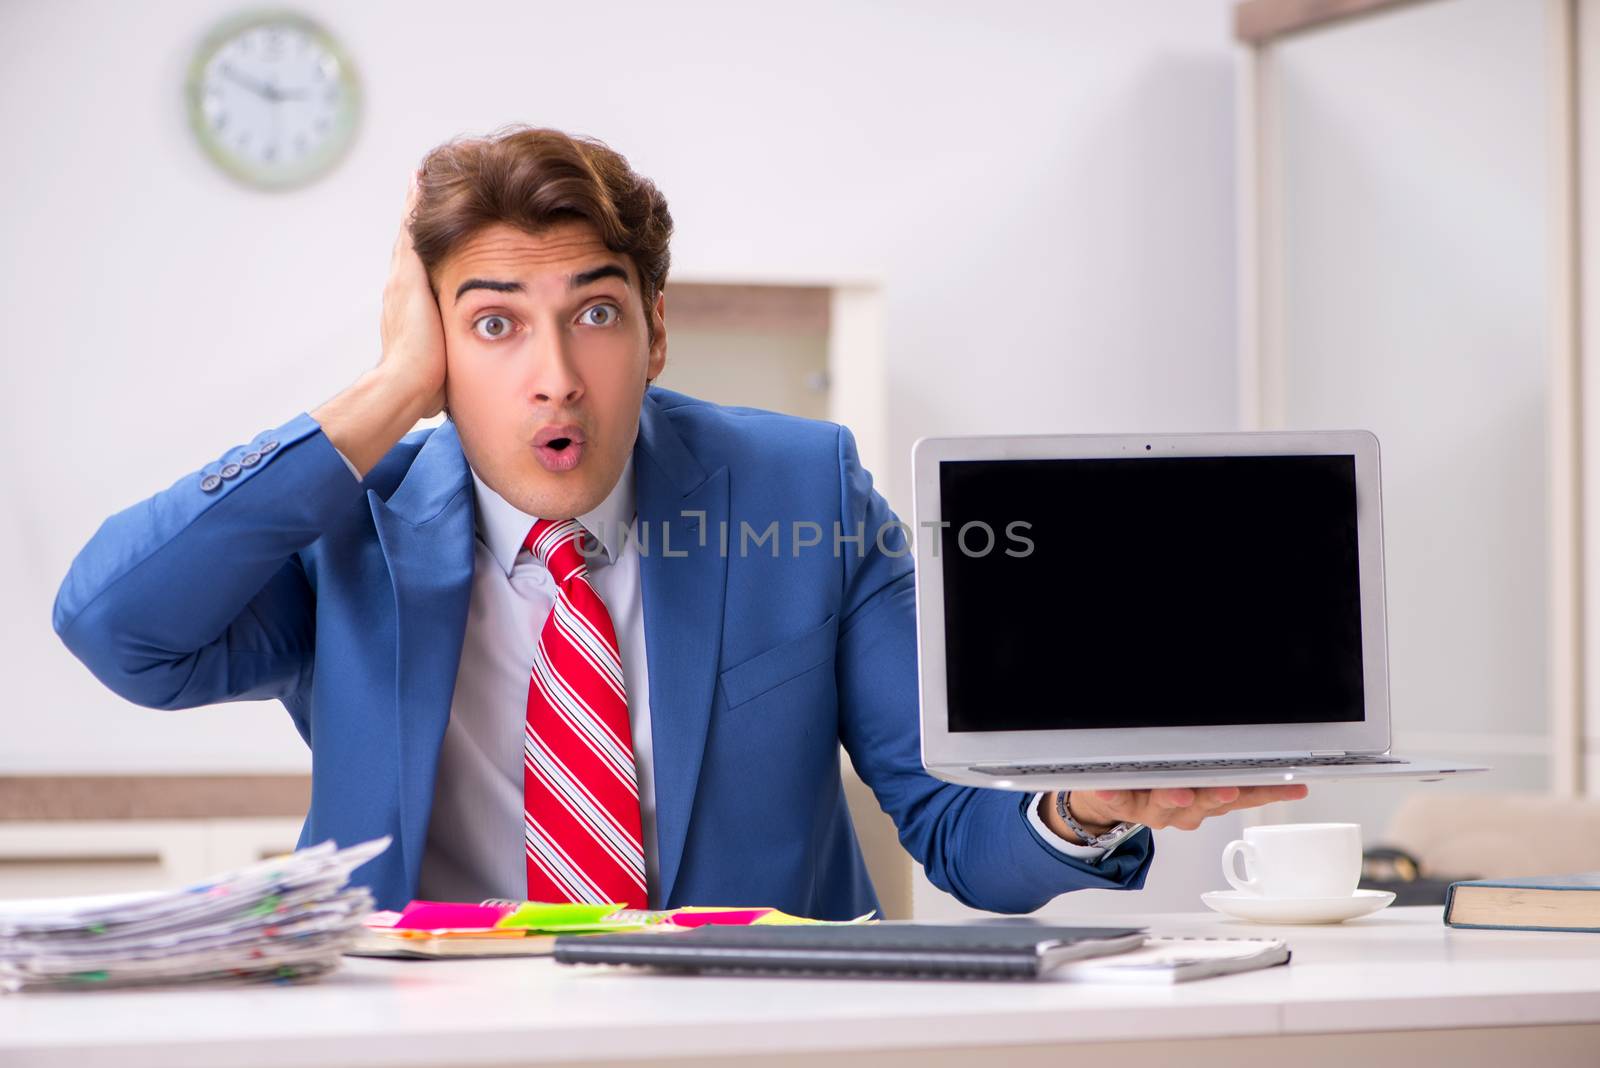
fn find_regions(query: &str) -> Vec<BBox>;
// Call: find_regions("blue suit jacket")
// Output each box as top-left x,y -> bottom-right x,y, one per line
53,387 -> 1152,916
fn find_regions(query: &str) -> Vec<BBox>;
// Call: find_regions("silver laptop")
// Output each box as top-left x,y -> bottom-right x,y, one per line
911,429 -> 1488,791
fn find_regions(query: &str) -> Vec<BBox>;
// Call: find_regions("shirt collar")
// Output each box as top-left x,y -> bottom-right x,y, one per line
470,454 -> 636,577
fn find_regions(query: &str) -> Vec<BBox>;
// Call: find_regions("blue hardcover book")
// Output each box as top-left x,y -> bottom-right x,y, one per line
1444,872 -> 1600,933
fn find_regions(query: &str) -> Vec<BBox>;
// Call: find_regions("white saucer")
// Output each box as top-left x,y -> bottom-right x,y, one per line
1200,888 -> 1397,925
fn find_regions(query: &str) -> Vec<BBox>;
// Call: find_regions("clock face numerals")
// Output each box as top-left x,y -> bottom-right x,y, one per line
186,14 -> 360,189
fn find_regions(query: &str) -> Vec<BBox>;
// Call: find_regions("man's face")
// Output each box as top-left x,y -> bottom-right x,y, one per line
436,219 -> 666,520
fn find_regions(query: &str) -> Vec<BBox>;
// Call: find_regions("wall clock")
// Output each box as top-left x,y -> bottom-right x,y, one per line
185,10 -> 361,190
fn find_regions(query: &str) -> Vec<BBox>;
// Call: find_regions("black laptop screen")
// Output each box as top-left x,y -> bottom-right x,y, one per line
938,454 -> 1365,732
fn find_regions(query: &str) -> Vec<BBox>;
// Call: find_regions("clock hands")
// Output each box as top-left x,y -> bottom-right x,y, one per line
219,63 -> 273,99
219,62 -> 312,103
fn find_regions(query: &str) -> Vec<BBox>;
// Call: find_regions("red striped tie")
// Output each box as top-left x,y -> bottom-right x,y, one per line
522,518 -> 647,908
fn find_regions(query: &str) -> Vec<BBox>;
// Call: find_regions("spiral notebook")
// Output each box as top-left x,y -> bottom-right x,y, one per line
1050,936 -> 1291,984
552,923 -> 1147,980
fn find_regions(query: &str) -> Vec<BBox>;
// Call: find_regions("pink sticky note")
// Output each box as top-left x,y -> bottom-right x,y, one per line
393,900 -> 514,931
666,908 -> 773,928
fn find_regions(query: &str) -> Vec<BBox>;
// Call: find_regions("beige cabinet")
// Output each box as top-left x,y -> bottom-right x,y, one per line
0,819 -> 302,898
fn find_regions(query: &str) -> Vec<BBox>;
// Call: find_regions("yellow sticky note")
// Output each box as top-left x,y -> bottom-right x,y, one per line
496,902 -> 630,931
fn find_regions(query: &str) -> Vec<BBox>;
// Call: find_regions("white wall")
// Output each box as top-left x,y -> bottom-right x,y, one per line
1258,0 -> 1555,837
1,1 -> 1242,915
1,0 -> 1240,776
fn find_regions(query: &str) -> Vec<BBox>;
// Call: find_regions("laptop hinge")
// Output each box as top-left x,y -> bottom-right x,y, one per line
1308,750 -> 1348,757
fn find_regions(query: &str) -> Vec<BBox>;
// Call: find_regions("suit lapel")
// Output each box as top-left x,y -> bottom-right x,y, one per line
363,400 -> 729,906
634,391 -> 729,906
368,419 -> 475,899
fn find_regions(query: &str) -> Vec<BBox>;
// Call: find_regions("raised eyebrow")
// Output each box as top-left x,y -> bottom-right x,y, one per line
570,264 -> 630,290
453,265 -> 627,305
454,278 -> 523,304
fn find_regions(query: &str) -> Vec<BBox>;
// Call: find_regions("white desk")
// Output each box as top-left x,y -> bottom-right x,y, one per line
3,907 -> 1599,1068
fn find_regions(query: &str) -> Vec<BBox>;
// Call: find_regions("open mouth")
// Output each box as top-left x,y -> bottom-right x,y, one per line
532,427 -> 586,473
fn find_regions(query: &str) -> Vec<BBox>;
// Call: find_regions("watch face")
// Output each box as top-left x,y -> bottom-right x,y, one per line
185,11 -> 361,190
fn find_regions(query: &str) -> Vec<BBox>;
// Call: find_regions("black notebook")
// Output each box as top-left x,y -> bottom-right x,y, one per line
552,923 -> 1148,980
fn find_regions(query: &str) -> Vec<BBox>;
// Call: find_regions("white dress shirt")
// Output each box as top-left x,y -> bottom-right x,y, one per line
414,455 -> 657,902
330,445 -> 1132,905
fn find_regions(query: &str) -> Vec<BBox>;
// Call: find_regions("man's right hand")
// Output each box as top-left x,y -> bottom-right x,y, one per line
378,169 -> 446,420
310,170 -> 448,480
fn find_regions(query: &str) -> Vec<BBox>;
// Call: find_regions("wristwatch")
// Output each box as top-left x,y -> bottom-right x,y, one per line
1056,791 -> 1138,849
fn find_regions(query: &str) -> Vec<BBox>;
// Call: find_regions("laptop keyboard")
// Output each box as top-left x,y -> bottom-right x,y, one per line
975,754 -> 1408,776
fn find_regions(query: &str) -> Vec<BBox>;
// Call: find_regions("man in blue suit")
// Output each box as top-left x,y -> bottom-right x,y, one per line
53,127 -> 1304,918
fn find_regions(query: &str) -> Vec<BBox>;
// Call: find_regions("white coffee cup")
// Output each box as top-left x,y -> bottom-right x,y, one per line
1221,822 -> 1363,899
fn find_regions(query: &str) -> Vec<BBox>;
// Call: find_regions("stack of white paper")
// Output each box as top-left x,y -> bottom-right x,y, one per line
0,836 -> 389,993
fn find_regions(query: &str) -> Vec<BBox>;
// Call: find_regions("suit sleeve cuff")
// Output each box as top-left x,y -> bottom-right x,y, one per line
1022,792 -> 1146,863
328,442 -> 362,481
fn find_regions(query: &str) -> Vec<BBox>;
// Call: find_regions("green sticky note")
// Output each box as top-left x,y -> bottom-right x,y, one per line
249,895 -> 282,918
495,902 -> 625,931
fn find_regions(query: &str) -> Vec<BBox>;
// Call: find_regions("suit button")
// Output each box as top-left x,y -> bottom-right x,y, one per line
220,463 -> 242,479
200,474 -> 223,492
240,451 -> 261,467
258,440 -> 279,454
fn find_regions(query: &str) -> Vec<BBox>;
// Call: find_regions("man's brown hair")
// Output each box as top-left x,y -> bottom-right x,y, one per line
410,125 -> 673,344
